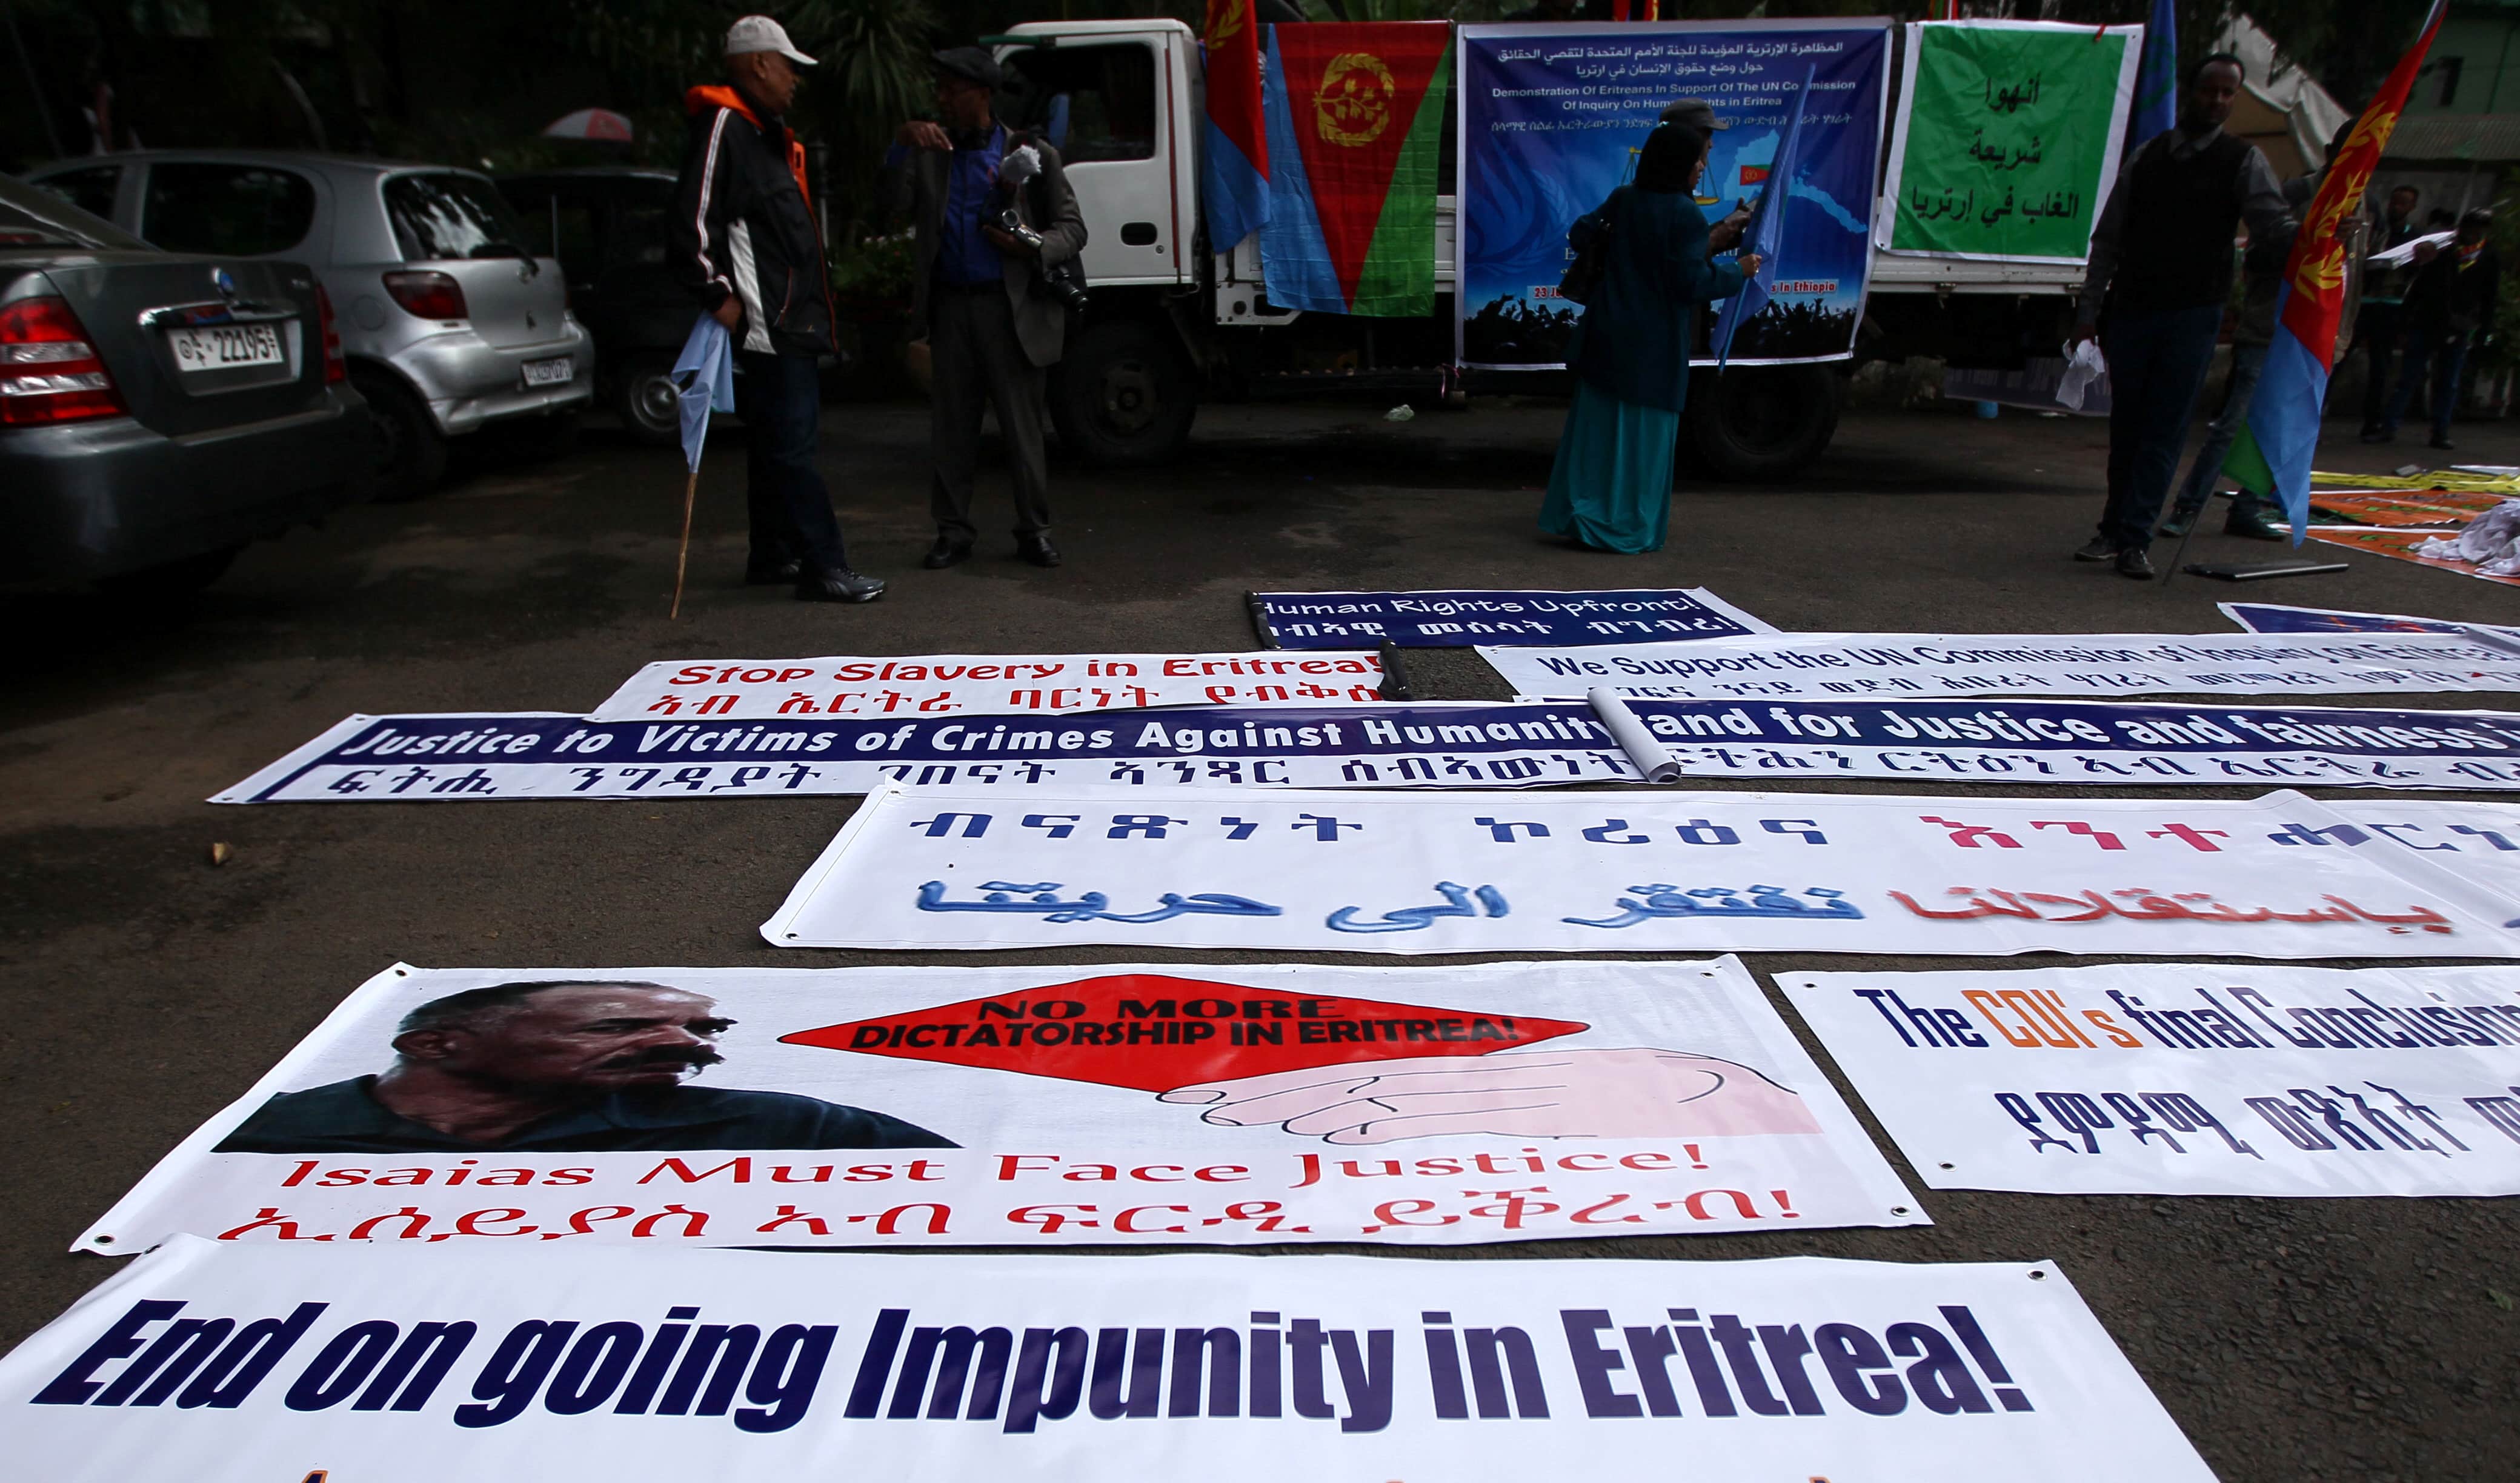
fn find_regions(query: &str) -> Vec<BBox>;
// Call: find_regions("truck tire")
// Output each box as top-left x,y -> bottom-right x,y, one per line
1049,320 -> 1196,468
1683,363 -> 1840,481
349,364 -> 448,502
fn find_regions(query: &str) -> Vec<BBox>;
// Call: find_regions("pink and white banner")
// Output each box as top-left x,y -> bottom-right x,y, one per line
78,958 -> 1921,1254
591,653 -> 1386,722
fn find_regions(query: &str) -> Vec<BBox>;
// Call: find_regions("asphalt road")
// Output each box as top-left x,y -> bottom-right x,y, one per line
4,394 -> 2516,1481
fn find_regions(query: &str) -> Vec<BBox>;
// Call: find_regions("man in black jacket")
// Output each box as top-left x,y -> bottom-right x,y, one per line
2067,53 -> 2292,581
2379,208 -> 2499,452
2356,184 -> 2424,439
671,15 -> 883,604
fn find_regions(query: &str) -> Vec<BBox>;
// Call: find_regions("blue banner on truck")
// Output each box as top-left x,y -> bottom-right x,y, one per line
1457,20 -> 1889,370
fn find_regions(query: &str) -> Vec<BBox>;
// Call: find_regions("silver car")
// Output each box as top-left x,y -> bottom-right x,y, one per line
25,150 -> 594,499
0,173 -> 366,591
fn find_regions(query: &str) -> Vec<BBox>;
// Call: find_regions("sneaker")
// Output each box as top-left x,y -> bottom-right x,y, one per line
2072,536 -> 2119,562
2115,545 -> 2156,581
795,567 -> 886,603
2361,427 -> 2397,444
2156,510 -> 2197,539
2430,434 -> 2458,452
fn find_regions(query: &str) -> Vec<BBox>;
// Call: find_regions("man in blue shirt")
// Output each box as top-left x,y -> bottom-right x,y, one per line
891,47 -> 1087,570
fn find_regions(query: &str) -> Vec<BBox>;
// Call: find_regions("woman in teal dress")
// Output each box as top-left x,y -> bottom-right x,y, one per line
1540,124 -> 1755,553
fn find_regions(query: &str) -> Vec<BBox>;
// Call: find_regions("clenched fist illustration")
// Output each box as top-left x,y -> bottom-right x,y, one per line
1160,1048 -> 1821,1144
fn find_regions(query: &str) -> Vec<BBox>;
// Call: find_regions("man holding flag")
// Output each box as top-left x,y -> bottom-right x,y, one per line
2225,0 -> 2449,538
670,16 -> 884,605
2068,53 -> 2292,580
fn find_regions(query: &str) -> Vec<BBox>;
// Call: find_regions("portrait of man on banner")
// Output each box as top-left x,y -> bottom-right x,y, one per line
216,980 -> 957,1154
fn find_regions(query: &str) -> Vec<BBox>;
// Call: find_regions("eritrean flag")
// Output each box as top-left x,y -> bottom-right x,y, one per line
1259,21 -> 1451,316
2223,0 -> 2446,542
1203,0 -> 1269,253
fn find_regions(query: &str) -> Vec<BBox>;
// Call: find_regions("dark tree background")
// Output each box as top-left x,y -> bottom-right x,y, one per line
0,0 -> 2447,225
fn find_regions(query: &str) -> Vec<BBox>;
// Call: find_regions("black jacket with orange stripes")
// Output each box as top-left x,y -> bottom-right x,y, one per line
670,82 -> 837,358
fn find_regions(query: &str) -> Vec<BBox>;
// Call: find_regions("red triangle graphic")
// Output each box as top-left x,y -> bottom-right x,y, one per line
780,973 -> 1587,1092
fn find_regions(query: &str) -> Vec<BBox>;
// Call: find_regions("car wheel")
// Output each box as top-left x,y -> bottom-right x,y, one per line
350,365 -> 448,502
1681,363 -> 1841,481
615,353 -> 682,447
1048,320 -> 1196,468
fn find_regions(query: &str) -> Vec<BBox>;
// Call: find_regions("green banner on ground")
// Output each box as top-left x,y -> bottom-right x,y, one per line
1880,21 -> 2139,262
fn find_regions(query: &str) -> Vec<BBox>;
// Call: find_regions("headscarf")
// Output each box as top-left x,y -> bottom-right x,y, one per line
1635,122 -> 1707,195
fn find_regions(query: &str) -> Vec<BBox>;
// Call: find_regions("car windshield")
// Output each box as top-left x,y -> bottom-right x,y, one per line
0,172 -> 152,252
384,172 -> 531,262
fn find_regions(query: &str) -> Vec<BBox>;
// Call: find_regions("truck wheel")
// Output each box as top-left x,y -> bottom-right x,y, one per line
349,365 -> 448,502
1049,321 -> 1195,468
95,545 -> 239,599
615,352 -> 682,447
1683,363 -> 1840,481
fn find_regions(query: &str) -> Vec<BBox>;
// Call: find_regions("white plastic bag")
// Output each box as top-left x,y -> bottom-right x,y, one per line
2412,501 -> 2520,569
2054,338 -> 2108,412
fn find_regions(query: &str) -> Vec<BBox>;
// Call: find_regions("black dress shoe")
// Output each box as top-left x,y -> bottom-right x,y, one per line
1017,534 -> 1062,568
794,567 -> 886,603
922,536 -> 972,569
2072,536 -> 2118,562
744,558 -> 802,585
2115,545 -> 2156,581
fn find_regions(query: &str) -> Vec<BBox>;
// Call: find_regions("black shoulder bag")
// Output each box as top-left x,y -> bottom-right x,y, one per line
1557,187 -> 1627,307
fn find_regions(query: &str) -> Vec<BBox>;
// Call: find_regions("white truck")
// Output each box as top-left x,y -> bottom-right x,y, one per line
990,18 -> 2092,478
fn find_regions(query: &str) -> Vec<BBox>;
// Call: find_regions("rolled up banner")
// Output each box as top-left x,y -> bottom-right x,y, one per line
1587,686 -> 1680,782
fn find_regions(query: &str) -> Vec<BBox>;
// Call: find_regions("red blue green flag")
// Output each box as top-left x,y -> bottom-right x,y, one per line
1259,21 -> 1451,316
1203,0 -> 1269,253
2224,0 -> 2446,541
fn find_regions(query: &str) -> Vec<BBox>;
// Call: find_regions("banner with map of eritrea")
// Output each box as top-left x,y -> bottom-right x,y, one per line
1878,21 -> 2141,262
1458,21 -> 1888,369
1261,22 -> 1451,316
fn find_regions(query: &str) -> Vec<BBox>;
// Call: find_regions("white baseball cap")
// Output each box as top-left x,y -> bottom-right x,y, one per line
725,15 -> 817,66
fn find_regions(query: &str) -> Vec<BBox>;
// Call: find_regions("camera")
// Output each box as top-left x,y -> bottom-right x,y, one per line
992,143 -> 1090,315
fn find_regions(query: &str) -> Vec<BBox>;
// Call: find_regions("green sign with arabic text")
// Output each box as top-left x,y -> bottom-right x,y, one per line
1887,24 -> 2130,261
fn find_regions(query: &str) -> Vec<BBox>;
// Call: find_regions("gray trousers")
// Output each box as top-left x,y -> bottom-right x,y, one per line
929,286 -> 1051,541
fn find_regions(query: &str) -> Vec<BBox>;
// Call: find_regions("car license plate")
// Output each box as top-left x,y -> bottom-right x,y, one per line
168,323 -> 283,373
522,356 -> 574,388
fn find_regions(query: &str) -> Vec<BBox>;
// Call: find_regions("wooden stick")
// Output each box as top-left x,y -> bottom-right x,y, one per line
669,467 -> 699,620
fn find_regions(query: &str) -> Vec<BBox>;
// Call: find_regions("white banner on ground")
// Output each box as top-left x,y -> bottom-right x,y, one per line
760,785 -> 2520,956
78,958 -> 1920,1253
211,706 -> 1637,803
1479,630 -> 2520,703
1786,964 -> 2520,1197
0,1238 -> 2214,1482
590,653 -> 1386,722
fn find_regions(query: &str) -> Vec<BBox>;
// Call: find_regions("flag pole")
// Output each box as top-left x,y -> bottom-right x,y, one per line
670,467 -> 699,621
